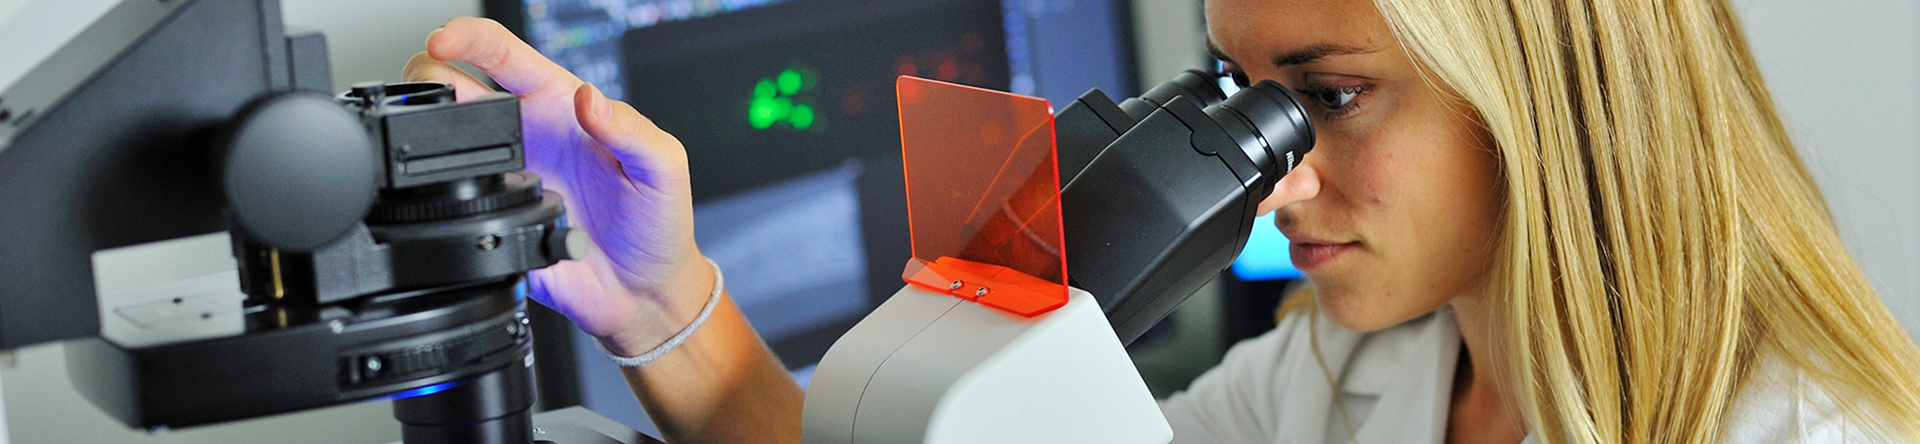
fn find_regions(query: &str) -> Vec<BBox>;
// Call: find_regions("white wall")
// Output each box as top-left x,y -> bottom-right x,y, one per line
281,0 -> 483,92
1736,0 -> 1920,336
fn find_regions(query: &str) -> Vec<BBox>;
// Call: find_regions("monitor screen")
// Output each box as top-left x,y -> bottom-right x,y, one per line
489,0 -> 1135,433
1231,213 -> 1303,281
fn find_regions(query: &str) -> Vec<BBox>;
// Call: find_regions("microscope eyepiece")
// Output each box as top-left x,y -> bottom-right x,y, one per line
1210,79 -> 1314,175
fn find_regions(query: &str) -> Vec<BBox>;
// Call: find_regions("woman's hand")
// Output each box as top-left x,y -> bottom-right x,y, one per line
402,17 -> 712,358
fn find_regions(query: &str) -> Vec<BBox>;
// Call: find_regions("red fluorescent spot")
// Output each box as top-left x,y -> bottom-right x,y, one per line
843,89 -> 868,114
895,56 -> 918,77
936,57 -> 960,81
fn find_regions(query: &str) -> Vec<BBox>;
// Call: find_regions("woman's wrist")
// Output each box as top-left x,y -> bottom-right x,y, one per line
599,251 -> 718,358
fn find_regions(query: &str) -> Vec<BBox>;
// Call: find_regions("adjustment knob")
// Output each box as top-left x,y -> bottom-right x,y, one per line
222,93 -> 377,251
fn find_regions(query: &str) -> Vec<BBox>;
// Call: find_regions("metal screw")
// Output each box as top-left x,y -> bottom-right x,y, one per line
506,321 -> 521,336
399,144 -> 412,155
328,319 -> 345,334
477,235 -> 501,251
975,287 -> 990,297
363,356 -> 384,376
949,280 -> 963,290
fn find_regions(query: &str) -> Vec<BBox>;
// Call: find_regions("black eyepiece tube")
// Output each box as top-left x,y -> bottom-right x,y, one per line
1118,70 -> 1227,121
1213,79 -> 1314,176
1061,76 -> 1314,346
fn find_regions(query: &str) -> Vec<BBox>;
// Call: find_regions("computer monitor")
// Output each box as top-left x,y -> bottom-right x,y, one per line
487,0 -> 1135,433
1231,213 -> 1303,281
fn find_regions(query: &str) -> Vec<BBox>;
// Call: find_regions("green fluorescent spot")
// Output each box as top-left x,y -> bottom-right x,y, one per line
754,79 -> 777,100
771,97 -> 793,117
790,104 -> 815,129
777,70 -> 803,96
749,68 -> 820,131
749,98 -> 779,129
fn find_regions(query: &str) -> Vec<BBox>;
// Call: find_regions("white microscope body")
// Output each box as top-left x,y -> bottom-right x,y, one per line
801,284 -> 1172,444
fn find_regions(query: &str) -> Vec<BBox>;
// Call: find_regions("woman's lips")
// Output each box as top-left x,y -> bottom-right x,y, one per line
1291,241 -> 1358,271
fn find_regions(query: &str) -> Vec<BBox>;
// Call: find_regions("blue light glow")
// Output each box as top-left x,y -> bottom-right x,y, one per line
1230,213 -> 1303,281
388,382 -> 461,400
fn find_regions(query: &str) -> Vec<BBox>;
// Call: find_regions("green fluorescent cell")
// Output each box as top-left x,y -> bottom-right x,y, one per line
754,79 -> 777,100
790,104 -> 815,129
778,70 -> 803,95
749,98 -> 779,129
771,97 -> 793,117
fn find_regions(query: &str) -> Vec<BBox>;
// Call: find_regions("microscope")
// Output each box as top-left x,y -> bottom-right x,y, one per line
801,73 -> 1311,442
0,0 -> 1312,442
0,0 -> 640,442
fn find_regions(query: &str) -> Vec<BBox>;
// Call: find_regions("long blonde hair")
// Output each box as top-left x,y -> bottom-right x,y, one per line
1321,0 -> 1920,442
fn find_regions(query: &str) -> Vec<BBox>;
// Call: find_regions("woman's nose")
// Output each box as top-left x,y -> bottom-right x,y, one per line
1256,162 -> 1320,215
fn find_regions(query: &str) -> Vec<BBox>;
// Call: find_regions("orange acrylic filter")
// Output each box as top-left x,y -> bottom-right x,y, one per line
895,76 -> 1066,317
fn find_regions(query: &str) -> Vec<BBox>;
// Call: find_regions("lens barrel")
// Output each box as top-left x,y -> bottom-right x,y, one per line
1209,79 -> 1314,176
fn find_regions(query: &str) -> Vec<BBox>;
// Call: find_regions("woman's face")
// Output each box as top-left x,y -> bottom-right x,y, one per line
1211,0 -> 1503,331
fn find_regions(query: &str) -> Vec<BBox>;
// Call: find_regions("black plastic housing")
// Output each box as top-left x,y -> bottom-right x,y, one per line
0,0 -> 281,349
66,281 -> 531,428
1061,79 -> 1312,345
341,83 -> 525,190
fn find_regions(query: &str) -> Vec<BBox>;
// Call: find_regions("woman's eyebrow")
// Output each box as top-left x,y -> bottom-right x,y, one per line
1271,43 -> 1376,66
1206,37 -> 1378,68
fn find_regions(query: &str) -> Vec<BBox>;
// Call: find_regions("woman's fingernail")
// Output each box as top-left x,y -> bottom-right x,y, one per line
592,84 -> 612,121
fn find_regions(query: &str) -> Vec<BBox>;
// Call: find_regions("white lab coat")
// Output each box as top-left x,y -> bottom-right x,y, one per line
1158,306 -> 1891,443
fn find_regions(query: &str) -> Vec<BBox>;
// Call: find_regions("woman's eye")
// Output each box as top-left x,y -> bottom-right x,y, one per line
1306,86 -> 1363,110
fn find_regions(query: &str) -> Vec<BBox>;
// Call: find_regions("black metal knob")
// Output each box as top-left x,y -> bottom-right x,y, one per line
222,92 -> 377,252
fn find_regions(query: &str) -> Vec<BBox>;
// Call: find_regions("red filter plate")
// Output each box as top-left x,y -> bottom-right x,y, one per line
895,76 -> 1065,317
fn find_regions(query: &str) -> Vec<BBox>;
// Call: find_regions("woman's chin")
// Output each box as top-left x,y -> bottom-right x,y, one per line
1313,288 -> 1434,333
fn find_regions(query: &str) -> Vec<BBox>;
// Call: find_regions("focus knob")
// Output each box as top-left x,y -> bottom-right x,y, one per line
222,93 -> 377,251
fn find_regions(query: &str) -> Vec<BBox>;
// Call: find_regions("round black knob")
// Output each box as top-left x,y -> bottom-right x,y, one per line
222,92 -> 377,252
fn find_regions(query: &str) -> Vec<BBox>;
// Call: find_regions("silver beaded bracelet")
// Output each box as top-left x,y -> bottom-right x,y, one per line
596,257 -> 724,367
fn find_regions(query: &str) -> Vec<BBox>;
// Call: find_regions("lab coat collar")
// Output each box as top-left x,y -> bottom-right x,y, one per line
1342,307 -> 1461,444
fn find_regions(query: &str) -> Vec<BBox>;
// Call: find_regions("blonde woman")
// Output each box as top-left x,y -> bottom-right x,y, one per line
404,0 -> 1920,442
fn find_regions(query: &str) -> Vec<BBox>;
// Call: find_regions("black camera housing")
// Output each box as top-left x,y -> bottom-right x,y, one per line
341,81 -> 525,189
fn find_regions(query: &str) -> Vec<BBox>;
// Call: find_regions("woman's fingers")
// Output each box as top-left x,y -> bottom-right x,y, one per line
402,51 -> 496,101
425,17 -> 580,96
572,83 -> 689,183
